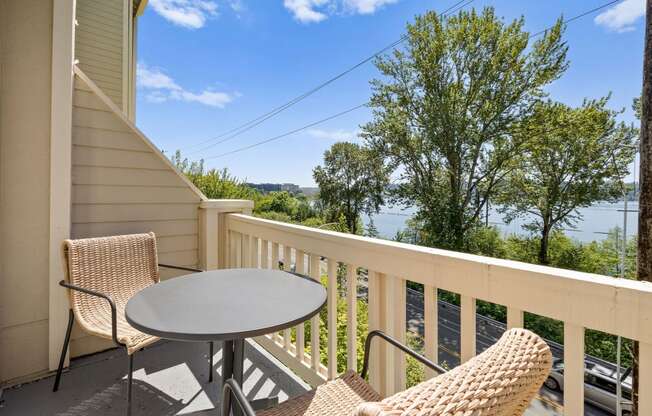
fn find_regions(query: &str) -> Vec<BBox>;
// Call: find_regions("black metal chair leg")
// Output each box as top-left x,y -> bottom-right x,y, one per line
127,353 -> 134,416
209,341 -> 214,383
52,309 -> 75,392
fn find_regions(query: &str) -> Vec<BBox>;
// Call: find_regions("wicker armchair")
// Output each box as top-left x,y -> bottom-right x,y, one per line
52,232 -> 213,414
223,328 -> 552,416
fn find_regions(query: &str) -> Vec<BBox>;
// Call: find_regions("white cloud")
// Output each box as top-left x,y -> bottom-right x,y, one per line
284,0 -> 329,23
594,0 -> 645,33
170,90 -> 235,107
137,63 -> 236,108
284,0 -> 397,23
137,64 -> 181,90
307,128 -> 360,141
149,0 -> 219,29
342,0 -> 397,14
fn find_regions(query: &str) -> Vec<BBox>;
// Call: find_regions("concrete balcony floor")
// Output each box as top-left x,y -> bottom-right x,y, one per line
0,337 -> 612,416
0,340 -> 309,415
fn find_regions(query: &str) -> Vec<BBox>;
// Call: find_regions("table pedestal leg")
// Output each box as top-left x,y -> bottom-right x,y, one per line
222,340 -> 244,416
221,339 -> 277,416
232,340 -> 244,416
222,340 -> 234,416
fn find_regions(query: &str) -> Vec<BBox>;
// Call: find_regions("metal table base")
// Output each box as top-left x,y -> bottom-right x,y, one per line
220,340 -> 278,416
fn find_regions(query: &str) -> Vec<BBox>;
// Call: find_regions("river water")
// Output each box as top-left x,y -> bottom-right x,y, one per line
366,201 -> 639,243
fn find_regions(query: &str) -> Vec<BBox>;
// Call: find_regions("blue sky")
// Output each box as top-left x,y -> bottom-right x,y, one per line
136,0 -> 646,186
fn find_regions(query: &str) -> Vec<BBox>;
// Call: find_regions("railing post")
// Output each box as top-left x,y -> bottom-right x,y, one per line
199,199 -> 254,270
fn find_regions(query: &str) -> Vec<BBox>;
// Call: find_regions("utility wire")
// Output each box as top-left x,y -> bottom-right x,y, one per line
530,0 -> 622,38
181,0 -> 477,155
197,0 -> 626,160
203,103 -> 367,160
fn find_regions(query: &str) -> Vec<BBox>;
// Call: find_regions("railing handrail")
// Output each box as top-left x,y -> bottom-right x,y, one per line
226,213 -> 652,344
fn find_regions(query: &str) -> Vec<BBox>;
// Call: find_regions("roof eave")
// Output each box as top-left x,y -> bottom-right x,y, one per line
134,0 -> 148,17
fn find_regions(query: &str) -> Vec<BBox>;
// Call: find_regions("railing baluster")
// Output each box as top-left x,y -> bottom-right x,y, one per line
260,239 -> 269,269
563,323 -> 585,416
250,236 -> 259,268
295,250 -> 306,364
234,232 -> 243,267
460,295 -> 476,363
283,245 -> 292,351
242,234 -> 251,268
257,239 -> 271,340
385,275 -> 406,393
507,307 -> 524,330
394,277 -> 407,391
227,231 -> 234,268
367,270 -> 384,393
271,242 -> 282,344
639,342 -> 652,414
346,264 -> 358,372
424,284 -> 438,379
327,258 -> 338,379
271,242 -> 279,270
309,254 -> 321,370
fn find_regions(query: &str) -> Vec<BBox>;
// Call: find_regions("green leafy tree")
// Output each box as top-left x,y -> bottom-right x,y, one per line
257,191 -> 299,217
171,150 -> 258,200
497,99 -> 637,264
313,142 -> 389,235
362,7 -> 569,251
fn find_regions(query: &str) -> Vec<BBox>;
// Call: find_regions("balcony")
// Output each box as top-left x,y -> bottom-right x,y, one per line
3,203 -> 652,415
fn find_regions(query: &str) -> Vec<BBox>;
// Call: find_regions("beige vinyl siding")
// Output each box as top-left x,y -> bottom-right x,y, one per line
75,0 -> 125,110
70,72 -> 204,356
0,0 -> 54,385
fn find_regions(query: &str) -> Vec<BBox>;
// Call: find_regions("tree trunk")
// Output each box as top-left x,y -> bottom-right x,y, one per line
634,2 -> 652,414
539,227 -> 550,265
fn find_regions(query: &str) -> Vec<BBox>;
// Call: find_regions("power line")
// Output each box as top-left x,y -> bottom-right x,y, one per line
181,0 -> 478,155
530,0 -> 622,38
198,0 -> 626,160
203,103 -> 367,160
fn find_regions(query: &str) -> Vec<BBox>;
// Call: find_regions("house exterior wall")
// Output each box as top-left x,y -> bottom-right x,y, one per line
75,0 -> 129,113
0,0 -> 54,384
0,0 -> 204,383
69,70 -> 204,356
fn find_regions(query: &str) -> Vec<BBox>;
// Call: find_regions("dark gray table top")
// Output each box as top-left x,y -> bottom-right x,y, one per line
125,268 -> 327,342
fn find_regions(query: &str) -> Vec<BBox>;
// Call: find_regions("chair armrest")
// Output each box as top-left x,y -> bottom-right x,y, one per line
222,378 -> 256,416
361,330 -> 446,379
158,263 -> 204,273
59,280 -> 125,348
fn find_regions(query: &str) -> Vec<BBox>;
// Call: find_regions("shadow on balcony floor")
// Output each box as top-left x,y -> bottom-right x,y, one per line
0,339 -> 310,415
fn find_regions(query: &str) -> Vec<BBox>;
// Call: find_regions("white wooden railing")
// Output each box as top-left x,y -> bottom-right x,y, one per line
210,211 -> 652,415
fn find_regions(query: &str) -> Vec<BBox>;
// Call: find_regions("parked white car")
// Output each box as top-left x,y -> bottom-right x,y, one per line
544,359 -> 632,415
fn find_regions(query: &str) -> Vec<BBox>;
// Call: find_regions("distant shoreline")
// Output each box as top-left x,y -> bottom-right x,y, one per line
366,201 -> 639,243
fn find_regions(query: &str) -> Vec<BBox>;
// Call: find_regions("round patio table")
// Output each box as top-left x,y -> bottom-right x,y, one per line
125,268 -> 327,415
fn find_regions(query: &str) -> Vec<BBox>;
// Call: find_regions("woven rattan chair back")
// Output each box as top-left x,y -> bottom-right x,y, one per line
63,232 -> 160,343
356,328 -> 552,416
